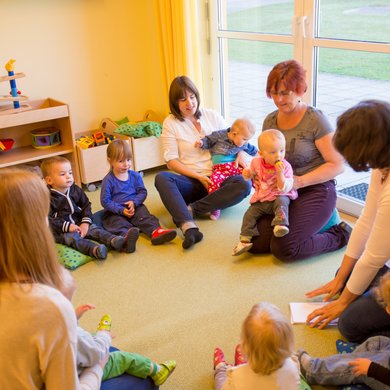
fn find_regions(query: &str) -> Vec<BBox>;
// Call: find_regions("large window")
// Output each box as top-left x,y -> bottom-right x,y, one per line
207,0 -> 390,216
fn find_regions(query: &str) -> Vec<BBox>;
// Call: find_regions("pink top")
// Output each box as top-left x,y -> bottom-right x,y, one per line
249,157 -> 298,203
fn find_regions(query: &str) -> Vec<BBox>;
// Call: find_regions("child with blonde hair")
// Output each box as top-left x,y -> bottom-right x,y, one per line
101,139 -> 176,252
194,118 -> 258,220
213,302 -> 301,389
233,129 -> 297,256
41,156 -> 134,259
298,271 -> 390,388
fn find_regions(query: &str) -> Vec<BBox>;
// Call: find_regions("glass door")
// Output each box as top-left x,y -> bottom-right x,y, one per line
209,0 -> 390,216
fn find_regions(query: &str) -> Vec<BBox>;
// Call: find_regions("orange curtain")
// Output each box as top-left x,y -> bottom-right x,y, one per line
155,0 -> 204,112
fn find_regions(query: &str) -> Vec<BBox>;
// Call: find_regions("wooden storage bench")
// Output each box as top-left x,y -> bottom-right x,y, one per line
75,130 -> 130,191
100,117 -> 165,172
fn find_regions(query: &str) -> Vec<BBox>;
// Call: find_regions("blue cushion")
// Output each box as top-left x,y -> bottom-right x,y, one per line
319,208 -> 341,233
100,347 -> 158,390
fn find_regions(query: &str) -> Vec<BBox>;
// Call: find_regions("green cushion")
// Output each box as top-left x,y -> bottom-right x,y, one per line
114,121 -> 162,138
56,243 -> 93,270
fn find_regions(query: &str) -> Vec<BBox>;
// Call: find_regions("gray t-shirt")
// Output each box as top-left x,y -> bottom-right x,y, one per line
262,106 -> 333,176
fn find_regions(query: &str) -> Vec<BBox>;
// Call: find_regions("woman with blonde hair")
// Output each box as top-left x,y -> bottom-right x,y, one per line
213,302 -> 301,389
0,169 -> 105,389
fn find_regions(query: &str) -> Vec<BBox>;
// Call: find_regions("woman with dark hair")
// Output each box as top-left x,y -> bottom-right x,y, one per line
155,76 -> 252,249
250,59 -> 350,261
306,100 -> 390,343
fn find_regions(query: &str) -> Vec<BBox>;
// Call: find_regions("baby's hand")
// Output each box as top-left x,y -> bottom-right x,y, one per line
75,303 -> 96,320
79,223 -> 89,238
123,208 -> 135,218
275,160 -> 285,172
194,139 -> 203,148
348,358 -> 372,376
69,224 -> 81,234
242,168 -> 252,180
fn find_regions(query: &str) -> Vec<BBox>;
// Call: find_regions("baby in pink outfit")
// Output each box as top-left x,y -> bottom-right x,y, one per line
233,129 -> 297,256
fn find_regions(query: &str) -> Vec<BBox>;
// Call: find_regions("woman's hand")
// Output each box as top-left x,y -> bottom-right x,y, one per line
293,175 -> 304,190
305,278 -> 344,302
306,298 -> 348,329
197,175 -> 212,190
348,358 -> 372,376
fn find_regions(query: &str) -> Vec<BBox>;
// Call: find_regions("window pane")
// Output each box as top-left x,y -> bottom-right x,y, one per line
317,0 -> 390,43
222,40 -> 293,128
218,0 -> 294,35
316,48 -> 390,125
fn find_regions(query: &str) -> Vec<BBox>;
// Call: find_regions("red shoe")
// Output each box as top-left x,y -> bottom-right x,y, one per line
234,344 -> 247,366
151,228 -> 177,245
214,347 -> 228,369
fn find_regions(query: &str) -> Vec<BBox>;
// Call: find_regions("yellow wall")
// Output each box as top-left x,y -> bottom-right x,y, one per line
1,0 -> 167,133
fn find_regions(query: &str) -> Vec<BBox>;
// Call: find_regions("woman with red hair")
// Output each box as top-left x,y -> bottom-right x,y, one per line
249,59 -> 350,261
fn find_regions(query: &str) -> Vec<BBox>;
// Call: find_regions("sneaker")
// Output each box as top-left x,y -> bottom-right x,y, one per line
123,227 -> 140,253
234,344 -> 247,366
110,236 -> 125,251
273,225 -> 289,237
232,241 -> 253,256
213,347 -> 228,370
151,360 -> 176,386
151,228 -> 177,245
92,244 -> 108,260
210,209 -> 221,221
97,314 -> 112,331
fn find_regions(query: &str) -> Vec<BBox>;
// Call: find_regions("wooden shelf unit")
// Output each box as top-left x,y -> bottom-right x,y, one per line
0,98 -> 80,184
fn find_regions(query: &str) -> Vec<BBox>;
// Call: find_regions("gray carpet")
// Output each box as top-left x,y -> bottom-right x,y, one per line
72,168 -> 355,389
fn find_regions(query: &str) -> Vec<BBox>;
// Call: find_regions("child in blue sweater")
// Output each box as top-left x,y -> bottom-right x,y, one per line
100,139 -> 176,253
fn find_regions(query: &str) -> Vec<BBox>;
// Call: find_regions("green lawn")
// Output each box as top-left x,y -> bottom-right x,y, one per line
225,0 -> 390,80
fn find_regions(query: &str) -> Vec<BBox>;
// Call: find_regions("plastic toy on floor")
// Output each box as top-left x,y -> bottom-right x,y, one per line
97,314 -> 112,331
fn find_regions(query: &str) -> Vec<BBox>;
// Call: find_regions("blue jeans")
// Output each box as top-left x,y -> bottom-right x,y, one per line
154,172 -> 251,230
102,204 -> 160,237
305,336 -> 390,390
55,224 -> 116,257
338,267 -> 390,343
250,180 -> 349,261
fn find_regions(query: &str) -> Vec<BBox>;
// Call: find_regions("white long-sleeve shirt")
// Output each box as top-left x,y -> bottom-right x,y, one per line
161,108 -> 227,176
346,169 -> 390,295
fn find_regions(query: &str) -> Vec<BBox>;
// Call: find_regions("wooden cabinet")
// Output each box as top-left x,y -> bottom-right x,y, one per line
0,98 -> 80,184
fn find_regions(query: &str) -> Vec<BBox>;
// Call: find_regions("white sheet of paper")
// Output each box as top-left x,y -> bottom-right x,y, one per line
289,302 -> 339,326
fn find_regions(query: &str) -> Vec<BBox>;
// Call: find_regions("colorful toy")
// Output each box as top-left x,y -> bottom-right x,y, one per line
76,136 -> 95,149
6,59 -> 20,108
275,160 -> 284,169
105,133 -> 116,143
0,138 -> 15,152
31,127 -> 61,149
0,59 -> 30,114
92,131 -> 106,146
